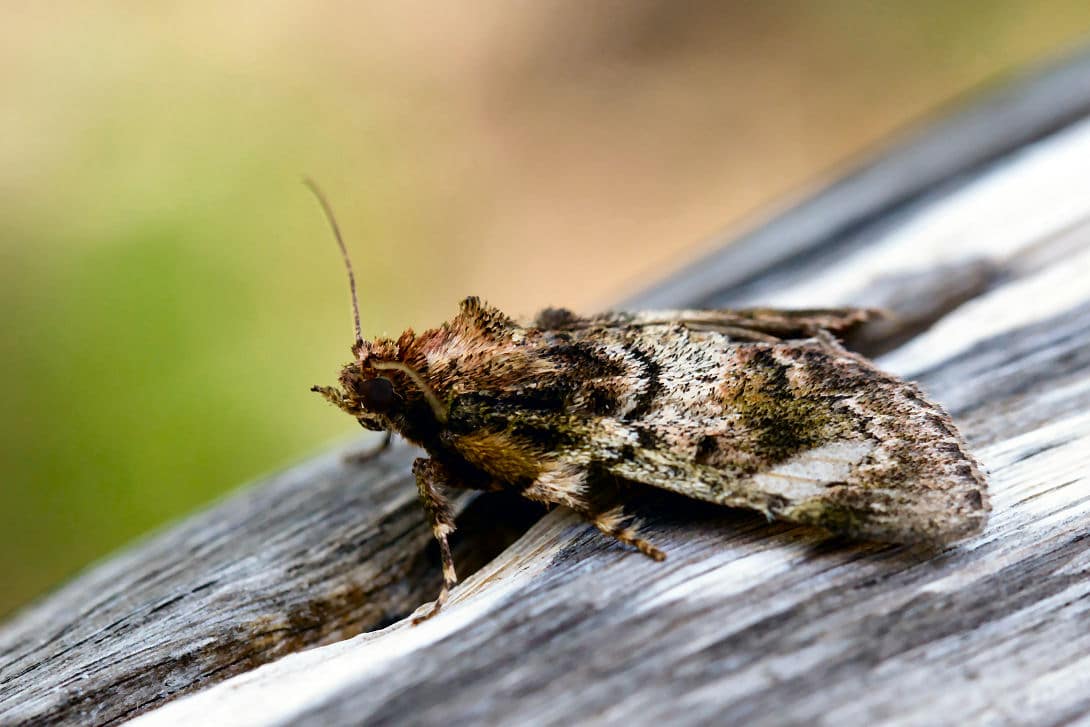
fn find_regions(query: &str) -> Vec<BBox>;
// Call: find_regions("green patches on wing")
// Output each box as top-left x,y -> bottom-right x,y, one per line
729,349 -> 849,463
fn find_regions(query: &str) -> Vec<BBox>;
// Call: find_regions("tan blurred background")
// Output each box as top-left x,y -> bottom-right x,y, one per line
4,1 -> 1090,618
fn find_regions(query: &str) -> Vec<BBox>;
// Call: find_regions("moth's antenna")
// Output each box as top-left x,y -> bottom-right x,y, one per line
303,178 -> 363,348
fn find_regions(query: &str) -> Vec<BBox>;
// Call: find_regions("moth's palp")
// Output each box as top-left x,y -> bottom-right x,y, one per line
311,384 -> 360,415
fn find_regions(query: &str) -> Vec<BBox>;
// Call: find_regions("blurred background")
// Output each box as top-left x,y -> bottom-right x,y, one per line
4,1 -> 1090,618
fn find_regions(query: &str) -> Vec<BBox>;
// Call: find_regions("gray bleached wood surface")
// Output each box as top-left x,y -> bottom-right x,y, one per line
5,50 -> 1090,727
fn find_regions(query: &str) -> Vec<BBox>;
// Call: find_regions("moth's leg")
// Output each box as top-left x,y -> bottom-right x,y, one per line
521,465 -> 666,561
584,505 -> 666,562
519,463 -> 591,511
343,431 -> 393,465
411,457 -> 459,624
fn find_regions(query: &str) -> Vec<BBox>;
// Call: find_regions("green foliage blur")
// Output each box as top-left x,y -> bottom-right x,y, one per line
4,2 -> 1090,619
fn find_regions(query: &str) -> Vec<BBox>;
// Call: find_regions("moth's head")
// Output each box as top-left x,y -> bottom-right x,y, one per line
310,340 -> 396,432
313,337 -> 446,434
332,366 -> 400,432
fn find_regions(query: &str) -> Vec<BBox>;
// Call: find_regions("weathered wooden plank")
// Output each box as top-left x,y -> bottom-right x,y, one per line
5,51 -> 1090,727
115,113 -> 1090,727
0,449 -> 540,725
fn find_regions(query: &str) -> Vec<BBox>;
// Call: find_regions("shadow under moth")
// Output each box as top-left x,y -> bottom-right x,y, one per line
307,186 -> 990,623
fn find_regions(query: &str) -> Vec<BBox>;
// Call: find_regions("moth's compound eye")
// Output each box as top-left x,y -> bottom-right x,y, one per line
360,377 -> 396,412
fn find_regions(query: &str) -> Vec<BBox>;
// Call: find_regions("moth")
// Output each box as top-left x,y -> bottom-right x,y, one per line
307,185 -> 990,622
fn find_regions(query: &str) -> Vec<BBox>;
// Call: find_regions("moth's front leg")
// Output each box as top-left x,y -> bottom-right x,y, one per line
411,457 -> 459,623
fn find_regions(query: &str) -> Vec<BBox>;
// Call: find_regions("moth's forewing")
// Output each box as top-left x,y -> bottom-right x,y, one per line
568,332 -> 989,545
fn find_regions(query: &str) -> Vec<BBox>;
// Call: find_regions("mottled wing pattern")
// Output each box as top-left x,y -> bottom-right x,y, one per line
505,315 -> 987,545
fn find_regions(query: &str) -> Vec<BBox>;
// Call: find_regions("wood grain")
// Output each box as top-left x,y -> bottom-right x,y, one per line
5,50 -> 1090,727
